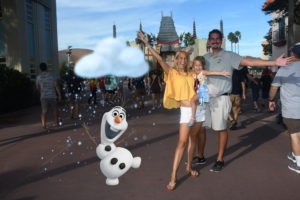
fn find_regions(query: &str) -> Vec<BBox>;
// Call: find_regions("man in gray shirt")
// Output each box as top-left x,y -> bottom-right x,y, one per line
204,29 -> 293,172
36,63 -> 62,129
269,43 -> 300,174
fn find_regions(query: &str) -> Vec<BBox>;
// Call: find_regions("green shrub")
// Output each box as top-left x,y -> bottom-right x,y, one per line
0,66 -> 38,113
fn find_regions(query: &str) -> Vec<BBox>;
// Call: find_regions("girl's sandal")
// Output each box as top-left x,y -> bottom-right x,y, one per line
166,182 -> 176,191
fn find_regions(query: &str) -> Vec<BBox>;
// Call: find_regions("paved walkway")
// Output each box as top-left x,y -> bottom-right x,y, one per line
0,98 -> 299,200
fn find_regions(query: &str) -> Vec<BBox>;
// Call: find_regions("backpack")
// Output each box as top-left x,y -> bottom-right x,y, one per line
104,76 -> 111,85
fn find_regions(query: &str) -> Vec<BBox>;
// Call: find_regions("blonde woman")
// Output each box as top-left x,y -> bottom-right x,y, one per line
138,31 -> 198,191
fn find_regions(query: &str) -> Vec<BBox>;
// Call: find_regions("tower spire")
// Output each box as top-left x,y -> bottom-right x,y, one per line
193,19 -> 197,39
139,20 -> 143,31
220,19 -> 223,37
113,23 -> 116,38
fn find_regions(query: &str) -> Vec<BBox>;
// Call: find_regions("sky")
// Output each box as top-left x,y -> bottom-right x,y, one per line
56,0 -> 271,58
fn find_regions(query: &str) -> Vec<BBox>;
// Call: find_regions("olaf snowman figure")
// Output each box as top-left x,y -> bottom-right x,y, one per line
96,106 -> 141,186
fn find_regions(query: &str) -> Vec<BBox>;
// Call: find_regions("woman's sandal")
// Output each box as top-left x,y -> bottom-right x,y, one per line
166,182 -> 176,191
189,170 -> 199,177
185,166 -> 199,178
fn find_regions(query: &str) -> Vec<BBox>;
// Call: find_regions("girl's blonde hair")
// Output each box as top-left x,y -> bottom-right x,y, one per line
193,56 -> 206,70
174,51 -> 190,72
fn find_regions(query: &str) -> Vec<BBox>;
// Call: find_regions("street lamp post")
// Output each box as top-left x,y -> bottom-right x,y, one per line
66,45 -> 72,67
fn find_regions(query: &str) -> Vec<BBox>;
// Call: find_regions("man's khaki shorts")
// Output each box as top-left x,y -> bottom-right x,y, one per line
230,94 -> 241,114
207,95 -> 232,131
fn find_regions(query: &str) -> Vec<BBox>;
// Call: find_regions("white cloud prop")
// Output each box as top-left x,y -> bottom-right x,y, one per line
74,38 -> 149,78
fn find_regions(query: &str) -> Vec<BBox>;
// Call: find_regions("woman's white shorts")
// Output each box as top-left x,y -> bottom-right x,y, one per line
180,105 -> 205,124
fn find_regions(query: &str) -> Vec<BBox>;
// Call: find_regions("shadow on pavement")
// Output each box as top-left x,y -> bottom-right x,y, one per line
0,130 -> 179,198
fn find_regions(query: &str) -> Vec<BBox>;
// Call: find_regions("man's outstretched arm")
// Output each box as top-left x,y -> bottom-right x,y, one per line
240,54 -> 294,67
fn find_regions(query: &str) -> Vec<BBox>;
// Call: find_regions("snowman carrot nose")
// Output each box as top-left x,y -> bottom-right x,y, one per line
114,116 -> 122,123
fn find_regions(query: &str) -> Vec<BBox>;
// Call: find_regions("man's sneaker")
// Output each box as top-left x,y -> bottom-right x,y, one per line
210,160 -> 224,172
192,156 -> 206,165
287,152 -> 296,163
288,162 -> 300,174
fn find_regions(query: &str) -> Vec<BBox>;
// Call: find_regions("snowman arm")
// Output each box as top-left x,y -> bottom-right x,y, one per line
131,157 -> 141,168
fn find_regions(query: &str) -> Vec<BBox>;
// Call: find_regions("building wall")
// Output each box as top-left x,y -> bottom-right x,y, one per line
0,0 -> 58,79
271,11 -> 300,59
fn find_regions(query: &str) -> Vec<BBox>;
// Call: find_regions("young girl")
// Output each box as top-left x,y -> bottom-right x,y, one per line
188,56 -> 230,127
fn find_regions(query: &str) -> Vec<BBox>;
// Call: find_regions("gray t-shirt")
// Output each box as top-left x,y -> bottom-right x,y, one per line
272,61 -> 300,119
36,72 -> 57,99
203,49 -> 242,95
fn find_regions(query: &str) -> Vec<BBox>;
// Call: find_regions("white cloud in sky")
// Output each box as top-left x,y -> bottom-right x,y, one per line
74,38 -> 149,78
58,0 -> 189,12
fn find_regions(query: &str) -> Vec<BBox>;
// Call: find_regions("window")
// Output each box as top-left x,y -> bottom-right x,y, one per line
26,0 -> 33,22
278,17 -> 285,41
0,56 -> 5,68
27,23 -> 35,57
30,64 -> 36,79
0,21 -> 5,56
26,0 -> 35,57
0,0 -> 3,18
44,6 -> 52,60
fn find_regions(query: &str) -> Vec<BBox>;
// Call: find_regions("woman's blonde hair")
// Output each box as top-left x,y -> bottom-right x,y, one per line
174,51 -> 189,72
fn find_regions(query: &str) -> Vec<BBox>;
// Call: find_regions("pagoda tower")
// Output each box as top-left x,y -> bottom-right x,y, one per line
156,14 -> 180,64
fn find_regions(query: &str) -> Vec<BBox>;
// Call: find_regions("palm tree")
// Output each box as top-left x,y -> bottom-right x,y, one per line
234,31 -> 241,54
227,32 -> 235,51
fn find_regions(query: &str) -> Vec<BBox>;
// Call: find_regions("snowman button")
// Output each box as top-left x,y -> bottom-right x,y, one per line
105,145 -> 111,152
111,158 -> 118,165
119,163 -> 126,169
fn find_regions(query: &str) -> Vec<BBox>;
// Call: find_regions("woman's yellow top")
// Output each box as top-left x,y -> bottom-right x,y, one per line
163,68 -> 196,109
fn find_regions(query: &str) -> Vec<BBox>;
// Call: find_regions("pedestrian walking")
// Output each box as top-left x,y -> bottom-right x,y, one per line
250,77 -> 261,112
268,43 -> 300,173
88,78 -> 98,105
132,76 -> 146,109
228,69 -> 246,129
149,70 -> 162,110
64,63 -> 84,119
260,67 -> 273,108
36,62 -> 62,129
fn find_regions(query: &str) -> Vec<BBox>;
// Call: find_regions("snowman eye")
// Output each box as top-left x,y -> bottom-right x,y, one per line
112,110 -> 119,117
119,113 -> 125,119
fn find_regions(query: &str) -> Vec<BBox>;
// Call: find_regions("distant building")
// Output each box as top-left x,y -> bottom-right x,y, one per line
262,0 -> 300,59
0,0 -> 59,79
156,15 -> 180,63
58,48 -> 93,69
129,16 -> 225,70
